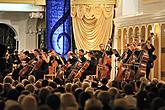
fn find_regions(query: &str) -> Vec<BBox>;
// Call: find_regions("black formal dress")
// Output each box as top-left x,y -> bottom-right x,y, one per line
146,44 -> 156,80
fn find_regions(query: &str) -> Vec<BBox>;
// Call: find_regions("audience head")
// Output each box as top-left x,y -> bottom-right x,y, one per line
97,91 -> 112,106
65,83 -> 72,93
85,87 -> 94,95
25,84 -> 35,93
22,79 -> 30,87
34,80 -> 42,89
0,100 -> 5,110
82,82 -> 90,91
7,89 -> 19,101
74,88 -> 83,102
72,83 -> 79,92
28,75 -> 36,84
38,87 -> 50,104
21,95 -> 37,110
61,93 -> 78,110
46,94 -> 61,110
41,80 -> 49,87
79,92 -> 92,109
136,91 -> 148,109
124,83 -> 134,95
5,100 -> 22,110
3,76 -> 13,84
2,83 -> 12,95
150,97 -> 165,110
48,81 -> 57,89
37,105 -> 52,110
108,87 -> 119,99
84,98 -> 103,110
17,94 -> 26,104
101,78 -> 108,85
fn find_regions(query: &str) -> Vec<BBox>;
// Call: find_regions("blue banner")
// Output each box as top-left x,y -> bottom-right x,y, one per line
46,0 -> 71,58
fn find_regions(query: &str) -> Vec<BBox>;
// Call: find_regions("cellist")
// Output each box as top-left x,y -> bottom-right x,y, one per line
115,44 -> 133,81
30,49 -> 49,80
75,51 -> 97,82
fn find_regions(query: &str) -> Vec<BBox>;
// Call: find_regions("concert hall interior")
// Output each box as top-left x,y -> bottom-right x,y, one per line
0,0 -> 165,110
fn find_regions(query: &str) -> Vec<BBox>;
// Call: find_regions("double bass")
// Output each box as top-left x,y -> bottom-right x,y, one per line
97,39 -> 112,80
136,49 -> 149,79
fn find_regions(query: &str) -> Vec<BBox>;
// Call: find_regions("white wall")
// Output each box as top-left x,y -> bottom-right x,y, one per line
122,0 -> 139,16
0,12 -> 37,51
141,0 -> 165,14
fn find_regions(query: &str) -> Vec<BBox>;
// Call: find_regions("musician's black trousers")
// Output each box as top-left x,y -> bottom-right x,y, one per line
33,69 -> 48,80
146,62 -> 152,80
80,71 -> 88,82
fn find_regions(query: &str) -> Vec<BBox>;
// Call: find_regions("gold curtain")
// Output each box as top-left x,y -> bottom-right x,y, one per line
71,3 -> 114,51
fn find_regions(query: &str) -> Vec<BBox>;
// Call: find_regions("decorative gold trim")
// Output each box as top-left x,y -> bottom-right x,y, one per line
143,0 -> 161,4
71,0 -> 116,5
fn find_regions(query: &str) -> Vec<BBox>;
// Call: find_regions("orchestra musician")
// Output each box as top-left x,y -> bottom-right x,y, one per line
145,38 -> 156,80
66,49 -> 86,81
48,49 -> 64,74
135,42 -> 149,80
78,49 -> 87,63
0,49 -> 13,78
97,43 -> 113,79
12,50 -> 31,80
64,51 -> 78,78
56,51 -> 78,79
11,50 -> 21,68
116,44 -> 135,81
30,49 -> 49,80
79,51 -> 97,82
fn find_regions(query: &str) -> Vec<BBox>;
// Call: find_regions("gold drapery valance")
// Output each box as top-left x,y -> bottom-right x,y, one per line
71,4 -> 114,19
71,3 -> 114,51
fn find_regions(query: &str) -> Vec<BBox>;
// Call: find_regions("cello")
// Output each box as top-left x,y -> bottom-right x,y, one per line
74,60 -> 90,78
19,58 -> 36,77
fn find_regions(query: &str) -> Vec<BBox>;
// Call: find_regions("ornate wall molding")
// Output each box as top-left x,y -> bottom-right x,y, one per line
114,10 -> 165,27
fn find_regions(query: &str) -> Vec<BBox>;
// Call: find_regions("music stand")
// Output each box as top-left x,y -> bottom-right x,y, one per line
112,49 -> 120,78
